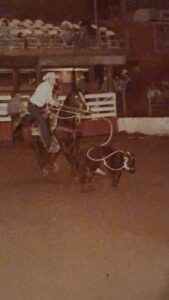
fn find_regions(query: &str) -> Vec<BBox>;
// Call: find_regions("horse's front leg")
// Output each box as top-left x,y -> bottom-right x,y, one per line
61,136 -> 78,170
31,136 -> 50,176
51,150 -> 61,174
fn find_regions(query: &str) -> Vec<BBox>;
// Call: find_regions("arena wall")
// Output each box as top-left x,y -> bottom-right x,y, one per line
1,118 -> 169,144
117,118 -> 169,136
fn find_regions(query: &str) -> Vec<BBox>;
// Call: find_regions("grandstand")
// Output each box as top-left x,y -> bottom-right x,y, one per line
0,7 -> 169,120
0,18 -> 123,50
0,17 -> 126,99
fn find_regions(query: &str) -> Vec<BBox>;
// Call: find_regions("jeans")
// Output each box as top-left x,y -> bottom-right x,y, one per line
28,102 -> 51,147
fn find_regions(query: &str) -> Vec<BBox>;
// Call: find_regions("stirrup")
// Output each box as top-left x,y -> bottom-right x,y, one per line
48,136 -> 60,153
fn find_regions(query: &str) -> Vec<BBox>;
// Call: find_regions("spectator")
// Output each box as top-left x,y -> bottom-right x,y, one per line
100,75 -> 108,92
147,83 -> 161,116
147,83 -> 161,102
60,21 -> 75,46
161,81 -> 169,102
0,18 -> 10,38
78,21 -> 97,48
113,75 -> 124,116
117,69 -> 131,116
7,92 -> 26,143
0,18 -> 11,48
8,92 -> 25,118
125,67 -> 143,116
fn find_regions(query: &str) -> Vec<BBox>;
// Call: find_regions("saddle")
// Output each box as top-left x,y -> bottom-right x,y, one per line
30,124 -> 60,153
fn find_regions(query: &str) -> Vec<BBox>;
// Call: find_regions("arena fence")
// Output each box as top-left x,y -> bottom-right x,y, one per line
0,92 -> 116,122
1,92 -> 169,122
0,92 -> 169,141
0,92 -> 117,141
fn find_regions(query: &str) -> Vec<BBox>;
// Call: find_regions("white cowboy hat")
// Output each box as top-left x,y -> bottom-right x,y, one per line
10,19 -> 21,26
34,19 -> 44,25
43,23 -> 54,30
61,20 -> 73,30
42,72 -> 58,81
23,19 -> 33,26
106,30 -> 115,37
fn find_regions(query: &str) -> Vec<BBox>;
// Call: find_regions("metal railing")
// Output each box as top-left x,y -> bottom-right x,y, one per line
0,35 -> 125,51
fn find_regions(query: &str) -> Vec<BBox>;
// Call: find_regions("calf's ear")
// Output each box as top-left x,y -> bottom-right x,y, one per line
126,151 -> 134,158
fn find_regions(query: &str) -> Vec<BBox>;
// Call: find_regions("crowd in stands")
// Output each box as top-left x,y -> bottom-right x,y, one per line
0,17 -> 118,49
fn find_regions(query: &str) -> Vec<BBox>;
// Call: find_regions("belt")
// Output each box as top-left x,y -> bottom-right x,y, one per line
29,102 -> 46,110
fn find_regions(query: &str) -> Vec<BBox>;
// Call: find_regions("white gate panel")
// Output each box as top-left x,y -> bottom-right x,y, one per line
83,92 -> 116,119
0,92 -> 117,122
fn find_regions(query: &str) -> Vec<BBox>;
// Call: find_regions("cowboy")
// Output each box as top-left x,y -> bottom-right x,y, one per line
28,72 -> 60,150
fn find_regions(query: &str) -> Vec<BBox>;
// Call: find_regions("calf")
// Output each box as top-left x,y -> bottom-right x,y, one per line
77,145 -> 135,190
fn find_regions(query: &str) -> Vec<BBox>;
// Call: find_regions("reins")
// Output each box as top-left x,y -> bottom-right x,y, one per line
49,92 -> 90,132
56,126 -> 79,133
60,104 -> 88,114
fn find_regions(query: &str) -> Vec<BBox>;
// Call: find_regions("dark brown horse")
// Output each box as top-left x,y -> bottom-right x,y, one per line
30,89 -> 89,175
53,90 -> 88,167
13,89 -> 89,176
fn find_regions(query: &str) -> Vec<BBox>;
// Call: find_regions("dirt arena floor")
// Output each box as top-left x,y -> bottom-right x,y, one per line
0,134 -> 169,300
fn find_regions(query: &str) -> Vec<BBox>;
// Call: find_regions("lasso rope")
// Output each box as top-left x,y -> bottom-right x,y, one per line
59,104 -> 88,114
86,118 -> 126,171
87,117 -> 113,158
87,148 -> 125,171
49,103 -> 86,131
100,118 -> 114,146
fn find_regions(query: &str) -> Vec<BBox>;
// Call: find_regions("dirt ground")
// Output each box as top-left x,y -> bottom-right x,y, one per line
0,134 -> 169,300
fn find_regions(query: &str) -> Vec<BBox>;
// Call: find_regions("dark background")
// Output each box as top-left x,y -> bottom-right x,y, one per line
1,0 -> 169,23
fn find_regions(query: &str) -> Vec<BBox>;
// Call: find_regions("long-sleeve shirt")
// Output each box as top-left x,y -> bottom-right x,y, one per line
30,81 -> 56,107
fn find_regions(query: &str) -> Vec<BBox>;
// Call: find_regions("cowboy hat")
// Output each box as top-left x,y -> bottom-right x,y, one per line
42,72 -> 58,81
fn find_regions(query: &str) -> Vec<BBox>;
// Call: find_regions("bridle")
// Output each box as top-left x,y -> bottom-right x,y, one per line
60,91 -> 89,114
50,91 -> 89,131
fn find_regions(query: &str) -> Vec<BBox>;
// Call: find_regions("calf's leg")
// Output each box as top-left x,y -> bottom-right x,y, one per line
111,171 -> 121,187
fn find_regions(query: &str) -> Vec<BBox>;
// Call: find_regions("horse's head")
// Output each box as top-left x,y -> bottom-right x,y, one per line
123,151 -> 135,173
65,90 -> 89,113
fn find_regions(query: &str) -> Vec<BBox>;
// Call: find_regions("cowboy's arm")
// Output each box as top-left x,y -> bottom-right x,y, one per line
48,98 -> 60,109
52,84 -> 62,107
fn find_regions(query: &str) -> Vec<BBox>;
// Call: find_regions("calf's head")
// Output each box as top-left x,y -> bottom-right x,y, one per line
123,151 -> 135,173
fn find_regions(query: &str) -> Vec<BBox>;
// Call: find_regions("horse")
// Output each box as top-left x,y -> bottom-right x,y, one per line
76,145 -> 135,191
14,89 -> 89,176
52,90 -> 89,170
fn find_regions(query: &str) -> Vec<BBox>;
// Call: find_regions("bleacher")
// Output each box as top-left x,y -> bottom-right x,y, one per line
0,18 -> 125,51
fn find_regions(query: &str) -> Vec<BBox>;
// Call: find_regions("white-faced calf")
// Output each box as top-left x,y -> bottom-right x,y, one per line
77,145 -> 135,190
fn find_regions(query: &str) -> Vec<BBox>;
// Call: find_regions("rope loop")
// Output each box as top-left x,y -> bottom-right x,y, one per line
86,118 -> 126,171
